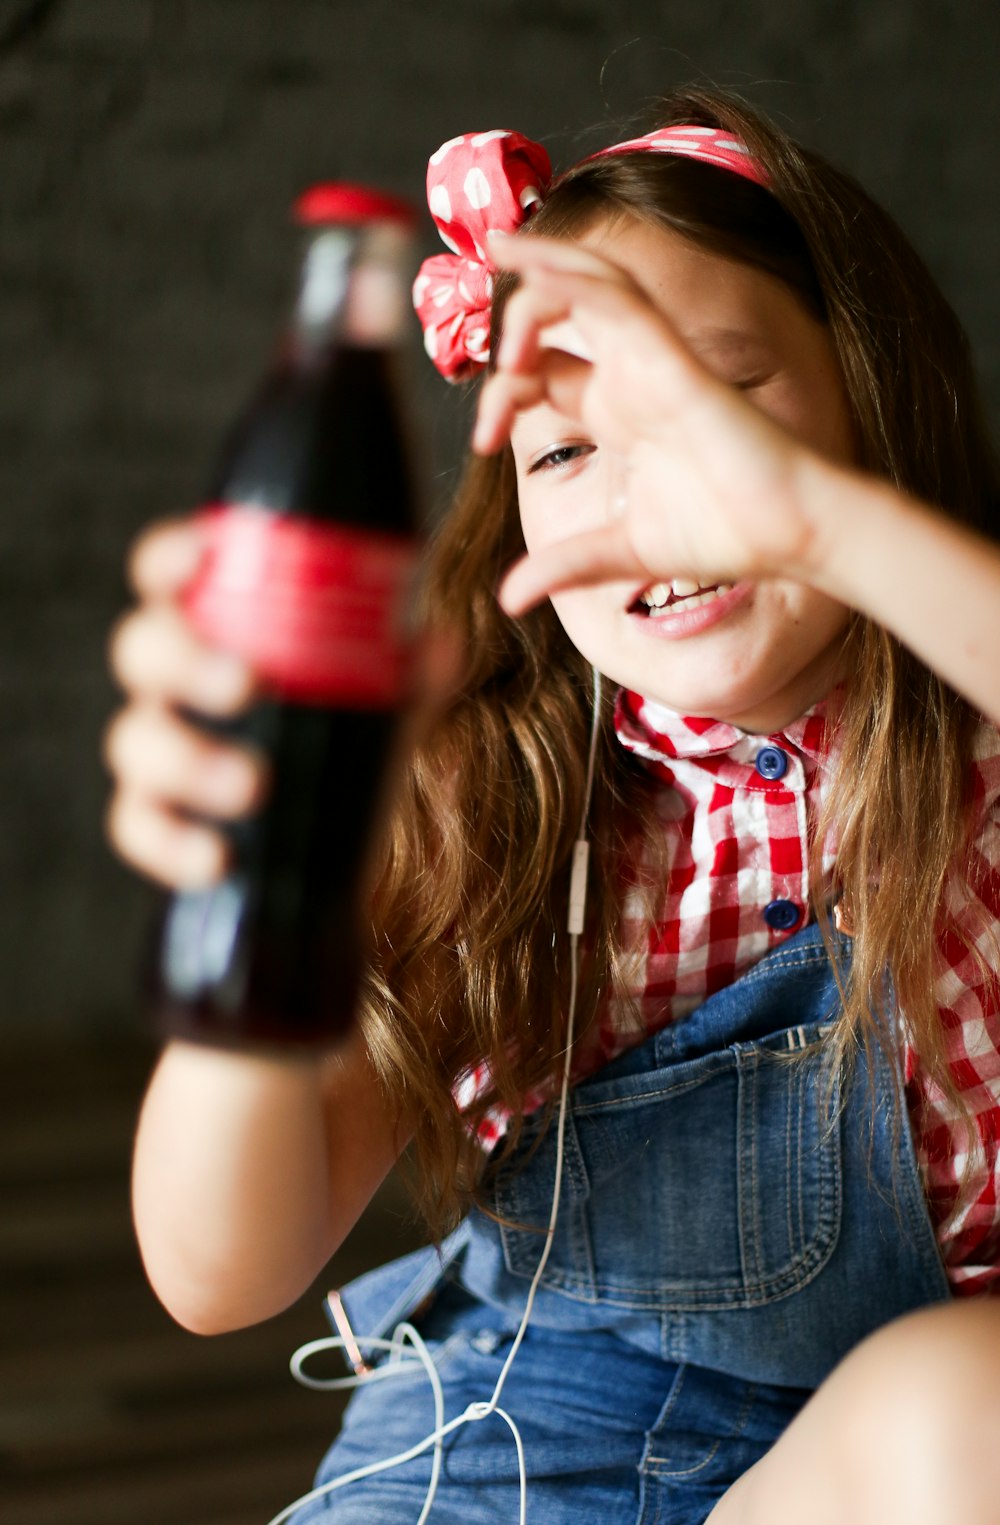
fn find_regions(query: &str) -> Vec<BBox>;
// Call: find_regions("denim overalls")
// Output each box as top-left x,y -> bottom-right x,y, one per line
292,924 -> 950,1524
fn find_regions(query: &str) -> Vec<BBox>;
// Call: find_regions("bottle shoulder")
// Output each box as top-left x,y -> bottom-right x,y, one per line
209,347 -> 419,532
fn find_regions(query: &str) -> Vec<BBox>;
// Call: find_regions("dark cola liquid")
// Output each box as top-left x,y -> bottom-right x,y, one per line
152,344 -> 418,1048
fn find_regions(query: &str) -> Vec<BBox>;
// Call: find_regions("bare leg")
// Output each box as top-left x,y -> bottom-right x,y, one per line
707,1300 -> 1000,1525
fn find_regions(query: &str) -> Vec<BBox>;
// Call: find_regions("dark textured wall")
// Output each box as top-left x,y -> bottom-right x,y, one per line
1,0 -> 998,1032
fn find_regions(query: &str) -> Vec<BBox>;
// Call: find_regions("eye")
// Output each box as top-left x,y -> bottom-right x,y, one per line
731,370 -> 778,393
526,442 -> 597,475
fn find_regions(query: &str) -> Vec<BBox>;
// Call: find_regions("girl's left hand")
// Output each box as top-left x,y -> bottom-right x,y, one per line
475,234 -> 835,614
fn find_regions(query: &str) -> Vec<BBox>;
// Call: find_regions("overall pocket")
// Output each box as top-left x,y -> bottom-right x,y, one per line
495,1021 -> 842,1311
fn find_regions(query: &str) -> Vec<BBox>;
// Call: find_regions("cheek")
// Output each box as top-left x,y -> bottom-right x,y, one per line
516,468 -> 612,552
546,586 -> 615,667
516,489 -> 548,554
785,586 -> 852,650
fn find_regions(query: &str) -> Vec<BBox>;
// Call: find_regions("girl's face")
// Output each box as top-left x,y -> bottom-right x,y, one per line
509,216 -> 856,734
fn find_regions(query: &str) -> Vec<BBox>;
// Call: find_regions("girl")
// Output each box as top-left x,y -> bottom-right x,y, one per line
108,88 -> 1000,1523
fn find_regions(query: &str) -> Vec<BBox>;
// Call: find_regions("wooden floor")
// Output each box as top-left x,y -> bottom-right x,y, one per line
0,1036 -> 426,1525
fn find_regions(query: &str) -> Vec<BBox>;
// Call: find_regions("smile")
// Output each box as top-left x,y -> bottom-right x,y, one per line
632,578 -> 734,616
625,578 -> 752,640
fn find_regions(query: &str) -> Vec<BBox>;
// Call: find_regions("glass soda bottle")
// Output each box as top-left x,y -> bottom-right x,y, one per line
152,183 -> 422,1048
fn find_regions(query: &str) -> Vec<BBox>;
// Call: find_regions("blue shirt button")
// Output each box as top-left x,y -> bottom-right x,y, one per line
764,899 -> 802,932
755,745 -> 789,780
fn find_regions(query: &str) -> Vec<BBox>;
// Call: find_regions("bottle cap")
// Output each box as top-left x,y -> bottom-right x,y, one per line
293,182 -> 418,230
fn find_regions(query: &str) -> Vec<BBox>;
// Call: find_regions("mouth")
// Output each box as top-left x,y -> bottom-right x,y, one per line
628,578 -> 735,618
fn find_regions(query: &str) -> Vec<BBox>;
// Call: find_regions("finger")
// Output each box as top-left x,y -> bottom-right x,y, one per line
495,280 -> 584,374
473,367 -> 553,454
475,354 -> 591,454
497,255 -> 706,403
489,234 -> 647,339
106,789 -> 230,889
128,516 -> 208,601
102,704 -> 270,821
487,230 -> 627,282
490,232 -> 717,399
110,603 -> 256,715
498,522 -> 646,616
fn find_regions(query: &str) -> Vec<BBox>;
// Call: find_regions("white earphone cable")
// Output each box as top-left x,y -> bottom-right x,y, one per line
266,669 -> 603,1525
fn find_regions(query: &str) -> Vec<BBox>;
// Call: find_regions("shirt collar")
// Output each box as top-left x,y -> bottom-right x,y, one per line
613,687 -> 837,773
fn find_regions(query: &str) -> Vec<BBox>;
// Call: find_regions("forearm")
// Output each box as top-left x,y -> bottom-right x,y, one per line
799,456 -> 1000,724
132,1036 -> 390,1334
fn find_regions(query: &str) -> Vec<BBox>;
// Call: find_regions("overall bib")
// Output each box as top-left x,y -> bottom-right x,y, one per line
293,924 -> 950,1523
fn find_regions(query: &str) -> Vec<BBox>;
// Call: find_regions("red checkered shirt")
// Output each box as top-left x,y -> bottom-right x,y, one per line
456,688 -> 1000,1295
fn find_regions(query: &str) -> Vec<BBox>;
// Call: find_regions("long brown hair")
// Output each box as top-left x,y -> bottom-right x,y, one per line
362,87 -> 1000,1234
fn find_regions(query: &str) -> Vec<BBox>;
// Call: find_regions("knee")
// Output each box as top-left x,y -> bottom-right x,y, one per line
840,1301 -> 1000,1518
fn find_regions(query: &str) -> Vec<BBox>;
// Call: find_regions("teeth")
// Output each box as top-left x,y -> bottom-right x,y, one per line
638,580 -> 734,615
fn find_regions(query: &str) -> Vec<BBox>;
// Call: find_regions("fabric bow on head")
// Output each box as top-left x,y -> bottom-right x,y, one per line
412,130 -> 552,382
413,124 -> 768,383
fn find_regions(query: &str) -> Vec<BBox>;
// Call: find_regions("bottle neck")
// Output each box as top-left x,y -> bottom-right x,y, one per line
293,223 -> 411,353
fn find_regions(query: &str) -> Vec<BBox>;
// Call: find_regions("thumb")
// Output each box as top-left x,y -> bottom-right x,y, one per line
499,521 -> 644,615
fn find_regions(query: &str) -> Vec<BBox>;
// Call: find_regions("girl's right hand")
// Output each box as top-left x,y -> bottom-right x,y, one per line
475,233 -> 835,615
104,517 -> 269,888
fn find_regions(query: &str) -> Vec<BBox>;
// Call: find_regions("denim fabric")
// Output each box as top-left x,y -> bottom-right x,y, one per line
292,923 -> 950,1523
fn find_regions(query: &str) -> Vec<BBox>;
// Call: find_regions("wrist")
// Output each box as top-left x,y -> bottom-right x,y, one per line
786,452 -> 891,597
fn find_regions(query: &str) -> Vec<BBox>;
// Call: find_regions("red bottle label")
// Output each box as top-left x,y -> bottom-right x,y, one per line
184,506 -> 418,707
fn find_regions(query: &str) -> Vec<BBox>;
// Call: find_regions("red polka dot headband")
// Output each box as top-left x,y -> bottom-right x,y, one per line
413,126 -> 770,382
